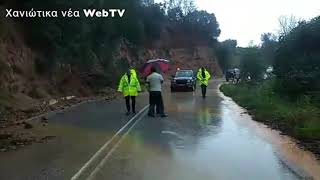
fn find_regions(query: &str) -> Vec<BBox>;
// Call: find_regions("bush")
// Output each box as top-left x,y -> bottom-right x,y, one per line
274,16 -> 320,97
239,47 -> 266,81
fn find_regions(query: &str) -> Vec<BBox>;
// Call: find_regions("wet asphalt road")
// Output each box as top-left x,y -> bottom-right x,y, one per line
90,81 -> 302,180
1,80 -> 320,180
0,93 -> 149,180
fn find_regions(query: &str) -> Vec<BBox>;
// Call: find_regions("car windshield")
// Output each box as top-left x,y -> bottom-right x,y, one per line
175,71 -> 193,77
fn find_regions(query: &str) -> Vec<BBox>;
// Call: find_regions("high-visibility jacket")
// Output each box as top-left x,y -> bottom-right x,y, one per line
197,68 -> 211,86
118,73 -> 141,97
131,69 -> 137,78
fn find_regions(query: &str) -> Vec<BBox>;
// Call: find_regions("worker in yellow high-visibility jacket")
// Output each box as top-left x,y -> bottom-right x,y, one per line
197,67 -> 211,98
118,68 -> 141,115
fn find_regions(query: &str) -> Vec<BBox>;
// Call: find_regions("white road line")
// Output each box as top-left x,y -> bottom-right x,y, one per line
87,110 -> 148,180
71,105 -> 149,180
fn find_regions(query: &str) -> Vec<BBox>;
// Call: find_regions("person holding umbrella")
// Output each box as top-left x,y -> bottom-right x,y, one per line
141,59 -> 170,117
141,59 -> 170,77
146,66 -> 168,118
118,68 -> 141,115
197,67 -> 211,98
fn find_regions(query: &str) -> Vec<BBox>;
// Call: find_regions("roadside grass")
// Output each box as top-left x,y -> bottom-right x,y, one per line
220,81 -> 320,140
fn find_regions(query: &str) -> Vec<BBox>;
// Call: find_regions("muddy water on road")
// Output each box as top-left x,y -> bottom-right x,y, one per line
221,96 -> 320,179
95,82 -> 320,180
216,90 -> 320,179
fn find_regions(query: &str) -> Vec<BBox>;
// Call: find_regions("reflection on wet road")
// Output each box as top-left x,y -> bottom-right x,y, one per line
93,82 -> 320,180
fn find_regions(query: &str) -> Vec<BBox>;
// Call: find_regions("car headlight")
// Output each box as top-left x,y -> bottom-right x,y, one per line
187,80 -> 191,83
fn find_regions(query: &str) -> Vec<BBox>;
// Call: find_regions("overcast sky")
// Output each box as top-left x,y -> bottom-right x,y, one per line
154,0 -> 320,47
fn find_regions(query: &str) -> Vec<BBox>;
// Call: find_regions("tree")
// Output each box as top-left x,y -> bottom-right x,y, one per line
11,0 -> 222,87
141,0 -> 155,6
162,0 -> 195,15
274,16 -> 320,97
278,15 -> 300,39
216,39 -> 237,72
183,10 -> 221,40
141,4 -> 166,42
239,47 -> 265,81
167,7 -> 184,21
260,33 -> 278,65
181,0 -> 196,15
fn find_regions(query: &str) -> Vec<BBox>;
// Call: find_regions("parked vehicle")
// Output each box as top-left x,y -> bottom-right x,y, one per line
226,68 -> 240,83
171,70 -> 197,92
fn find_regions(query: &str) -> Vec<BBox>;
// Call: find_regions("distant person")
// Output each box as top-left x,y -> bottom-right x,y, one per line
118,68 -> 141,115
146,66 -> 168,118
197,67 -> 211,98
234,69 -> 240,83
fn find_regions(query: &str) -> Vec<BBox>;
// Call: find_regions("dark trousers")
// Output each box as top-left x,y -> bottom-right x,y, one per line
148,91 -> 164,115
201,84 -> 207,98
156,96 -> 164,114
125,96 -> 136,113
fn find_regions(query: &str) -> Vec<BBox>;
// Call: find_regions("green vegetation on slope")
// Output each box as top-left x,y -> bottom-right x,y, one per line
274,16 -> 320,99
